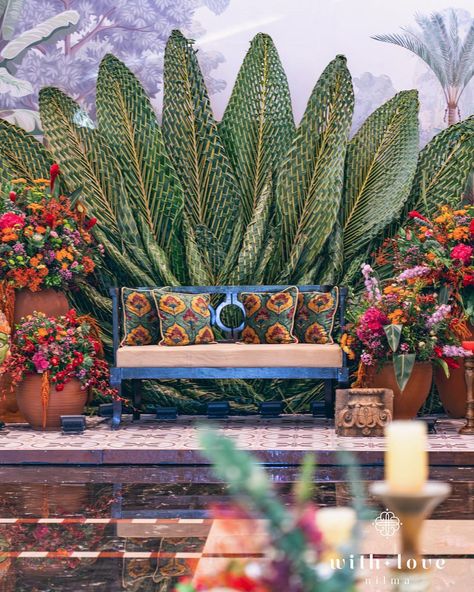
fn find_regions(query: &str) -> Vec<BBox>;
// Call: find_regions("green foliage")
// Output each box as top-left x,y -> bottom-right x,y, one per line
342,91 -> 419,262
384,324 -> 402,352
407,116 -> 474,215
162,30 -> 241,281
276,55 -> 354,283
393,353 -> 416,392
1,29 -> 473,412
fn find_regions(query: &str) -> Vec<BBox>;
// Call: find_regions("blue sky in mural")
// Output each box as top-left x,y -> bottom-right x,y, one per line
0,0 -> 473,145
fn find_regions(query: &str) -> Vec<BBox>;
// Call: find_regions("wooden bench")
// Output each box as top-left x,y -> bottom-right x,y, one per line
109,285 -> 349,428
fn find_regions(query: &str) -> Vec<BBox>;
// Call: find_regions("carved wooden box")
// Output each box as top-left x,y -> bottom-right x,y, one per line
335,388 -> 393,437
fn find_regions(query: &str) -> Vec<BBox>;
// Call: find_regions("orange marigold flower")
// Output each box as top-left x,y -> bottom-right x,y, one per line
82,256 -> 95,274
10,178 -> 27,184
33,178 -> 50,184
388,309 -> 406,324
2,233 -> 18,242
26,203 -> 43,212
450,227 -> 469,240
35,225 -> 47,234
426,253 -> 436,261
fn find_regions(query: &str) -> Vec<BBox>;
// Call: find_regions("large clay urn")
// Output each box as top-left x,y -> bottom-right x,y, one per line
16,375 -> 86,430
367,362 -> 432,419
435,323 -> 474,418
13,289 -> 69,325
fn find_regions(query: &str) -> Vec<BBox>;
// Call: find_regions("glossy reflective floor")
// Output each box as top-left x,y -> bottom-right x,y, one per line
0,466 -> 473,591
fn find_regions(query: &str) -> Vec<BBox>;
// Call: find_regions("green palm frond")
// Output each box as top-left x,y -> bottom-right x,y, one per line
275,55 -> 354,283
407,116 -> 474,215
220,33 -> 295,226
38,88 -> 119,235
226,176 -> 274,285
162,30 -> 241,279
96,54 -> 184,277
0,118 -> 50,184
342,91 -> 419,261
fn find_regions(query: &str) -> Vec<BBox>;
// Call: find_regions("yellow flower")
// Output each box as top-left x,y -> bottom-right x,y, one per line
33,178 -> 50,184
10,178 -> 27,184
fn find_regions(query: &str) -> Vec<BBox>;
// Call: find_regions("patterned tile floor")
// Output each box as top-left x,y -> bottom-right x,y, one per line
0,415 -> 472,451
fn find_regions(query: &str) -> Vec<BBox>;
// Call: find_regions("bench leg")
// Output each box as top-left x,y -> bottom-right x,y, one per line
133,380 -> 142,421
324,380 -> 335,419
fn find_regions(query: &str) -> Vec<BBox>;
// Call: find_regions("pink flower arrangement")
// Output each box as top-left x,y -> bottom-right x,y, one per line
450,244 -> 473,265
0,212 -> 25,230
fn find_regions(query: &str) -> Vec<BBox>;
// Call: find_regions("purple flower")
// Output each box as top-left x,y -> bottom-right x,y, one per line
442,345 -> 472,358
59,269 -> 73,281
361,352 -> 374,366
397,266 -> 431,282
12,242 -> 25,254
426,304 -> 451,328
361,264 -> 381,301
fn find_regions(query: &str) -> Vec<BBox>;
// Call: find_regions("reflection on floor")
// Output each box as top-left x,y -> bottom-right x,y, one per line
0,466 -> 473,591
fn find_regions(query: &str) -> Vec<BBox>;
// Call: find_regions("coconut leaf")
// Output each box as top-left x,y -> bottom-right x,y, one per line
276,55 -> 354,283
0,118 -> 50,183
407,116 -> 474,215
162,30 -> 241,279
342,91 -> 419,261
220,33 -> 295,226
96,55 -> 184,267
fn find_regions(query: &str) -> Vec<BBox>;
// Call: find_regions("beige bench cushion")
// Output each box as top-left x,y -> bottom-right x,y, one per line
116,343 -> 342,368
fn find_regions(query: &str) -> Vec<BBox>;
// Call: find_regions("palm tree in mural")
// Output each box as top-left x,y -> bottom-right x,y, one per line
373,9 -> 474,126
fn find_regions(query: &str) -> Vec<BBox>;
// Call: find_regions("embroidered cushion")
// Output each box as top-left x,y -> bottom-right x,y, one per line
155,291 -> 215,346
238,288 -> 298,344
294,288 -> 339,344
121,288 -> 160,346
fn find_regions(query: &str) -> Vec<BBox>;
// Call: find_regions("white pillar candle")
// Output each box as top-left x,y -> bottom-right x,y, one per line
315,507 -> 356,548
385,420 -> 428,494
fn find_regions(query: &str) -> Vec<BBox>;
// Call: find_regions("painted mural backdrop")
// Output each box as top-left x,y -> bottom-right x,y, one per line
0,0 -> 473,145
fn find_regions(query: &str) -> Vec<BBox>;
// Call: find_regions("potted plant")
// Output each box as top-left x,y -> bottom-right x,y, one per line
0,164 -> 102,326
383,206 -> 474,417
0,310 -> 115,430
342,265 -> 470,419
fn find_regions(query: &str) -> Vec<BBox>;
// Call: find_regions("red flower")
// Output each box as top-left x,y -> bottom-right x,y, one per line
434,345 -> 443,358
45,213 -> 57,228
450,244 -> 473,265
50,356 -> 60,366
470,218 -> 474,237
85,217 -> 97,230
408,210 -> 429,223
9,191 -> 16,203
445,357 -> 460,369
463,273 -> 474,287
55,383 -> 64,392
50,163 -> 60,191
0,212 -> 25,230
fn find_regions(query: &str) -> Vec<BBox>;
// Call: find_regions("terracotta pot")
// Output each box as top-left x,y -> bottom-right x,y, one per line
13,288 -> 69,326
435,323 -> 474,418
367,362 -> 433,419
16,375 -> 86,430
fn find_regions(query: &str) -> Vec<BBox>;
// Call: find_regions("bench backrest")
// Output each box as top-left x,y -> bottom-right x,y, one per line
110,285 -> 347,347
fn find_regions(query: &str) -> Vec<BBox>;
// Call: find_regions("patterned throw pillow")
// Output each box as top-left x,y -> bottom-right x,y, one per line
155,291 -> 215,346
294,288 -> 339,344
238,288 -> 298,344
121,288 -> 160,346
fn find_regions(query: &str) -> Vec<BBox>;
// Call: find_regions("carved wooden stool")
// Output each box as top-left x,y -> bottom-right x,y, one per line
335,388 -> 393,436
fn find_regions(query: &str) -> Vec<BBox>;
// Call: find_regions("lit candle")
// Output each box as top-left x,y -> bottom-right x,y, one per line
315,507 -> 356,548
385,420 -> 428,494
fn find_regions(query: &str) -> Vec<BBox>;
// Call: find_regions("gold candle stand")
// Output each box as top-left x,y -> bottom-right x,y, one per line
370,481 -> 451,591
